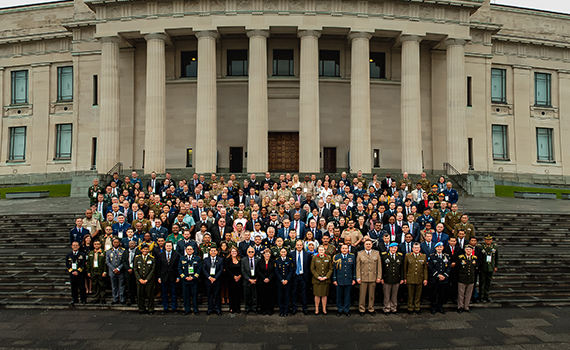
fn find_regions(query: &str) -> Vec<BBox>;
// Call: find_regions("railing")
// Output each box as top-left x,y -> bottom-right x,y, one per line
106,162 -> 123,176
443,162 -> 469,194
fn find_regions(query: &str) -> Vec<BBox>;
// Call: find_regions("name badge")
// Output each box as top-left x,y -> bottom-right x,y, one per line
118,231 -> 123,239
86,227 -> 92,233
303,188 -> 307,192
251,269 -> 255,276
210,266 -> 216,276
71,263 -> 77,270
147,260 -> 152,264
486,255 -> 492,263
94,260 -> 99,268
93,192 -> 97,198
105,244 -> 111,251
162,192 -> 166,197
203,253 -> 209,259
189,266 -> 194,274
445,196 -> 449,201
130,263 -> 133,268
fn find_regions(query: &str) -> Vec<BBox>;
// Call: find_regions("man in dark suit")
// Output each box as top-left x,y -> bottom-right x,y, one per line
260,172 -> 274,189
157,241 -> 180,314
433,223 -> 450,246
383,216 -> 402,243
289,204 -> 308,224
420,233 -> 436,256
235,189 -> 248,205
399,233 -> 415,255
290,213 -> 306,239
292,187 -> 306,204
443,236 -> 461,303
317,200 -> 332,221
238,232 -> 254,258
203,247 -> 224,315
210,218 -> 228,245
378,232 -> 392,253
94,194 -> 109,218
241,247 -> 260,314
304,219 -> 323,243
405,214 -> 421,242
146,172 -> 160,194
290,240 -> 312,315
246,212 -> 265,232
380,172 -> 394,191
121,240 -> 140,306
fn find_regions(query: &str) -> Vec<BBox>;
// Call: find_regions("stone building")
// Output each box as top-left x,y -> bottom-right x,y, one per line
0,0 -> 569,195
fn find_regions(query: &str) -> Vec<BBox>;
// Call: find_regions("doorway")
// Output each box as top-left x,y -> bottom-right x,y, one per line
268,132 -> 299,172
229,147 -> 243,173
323,147 -> 337,173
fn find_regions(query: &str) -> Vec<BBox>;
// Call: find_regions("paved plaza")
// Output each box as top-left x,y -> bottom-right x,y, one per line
0,306 -> 569,349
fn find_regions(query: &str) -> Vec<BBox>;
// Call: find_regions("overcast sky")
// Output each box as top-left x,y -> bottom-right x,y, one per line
1,0 -> 570,14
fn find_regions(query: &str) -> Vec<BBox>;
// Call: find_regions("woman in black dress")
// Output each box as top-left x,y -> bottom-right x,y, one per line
256,248 -> 276,315
224,246 -> 242,314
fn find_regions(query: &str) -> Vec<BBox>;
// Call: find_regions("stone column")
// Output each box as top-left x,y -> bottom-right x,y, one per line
349,32 -> 372,174
195,30 -> 219,173
246,30 -> 270,173
98,36 -> 121,174
400,35 -> 423,174
144,33 -> 167,175
446,39 -> 468,174
298,30 -> 321,173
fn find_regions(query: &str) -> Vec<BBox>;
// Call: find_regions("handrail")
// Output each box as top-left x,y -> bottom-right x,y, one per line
443,162 -> 469,194
106,162 -> 123,176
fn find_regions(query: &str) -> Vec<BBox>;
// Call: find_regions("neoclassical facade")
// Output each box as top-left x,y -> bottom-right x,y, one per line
1,0 -> 570,186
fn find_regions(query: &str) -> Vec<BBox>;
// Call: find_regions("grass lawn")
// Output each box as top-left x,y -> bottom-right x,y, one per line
495,185 -> 570,199
0,184 -> 71,199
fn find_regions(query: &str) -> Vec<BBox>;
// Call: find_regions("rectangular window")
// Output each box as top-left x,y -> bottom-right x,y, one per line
319,50 -> 340,77
369,52 -> 386,79
93,75 -> 98,106
57,66 -> 73,101
227,49 -> 248,76
55,124 -> 72,159
491,68 -> 506,104
467,76 -> 473,107
186,148 -> 193,167
9,126 -> 26,161
181,51 -> 198,78
535,72 -> 551,107
273,49 -> 294,76
536,128 -> 554,162
492,125 -> 508,160
11,70 -> 28,105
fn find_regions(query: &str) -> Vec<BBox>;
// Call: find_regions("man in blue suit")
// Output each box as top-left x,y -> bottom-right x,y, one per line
112,214 -> 131,239
69,218 -> 89,244
290,240 -> 312,315
277,219 -> 294,240
420,232 -> 436,256
290,212 -> 305,239
333,244 -> 356,317
442,182 -> 459,205
432,223 -> 450,247
304,219 -> 323,243
399,233 -> 415,255
405,214 -> 421,242
202,246 -> 224,316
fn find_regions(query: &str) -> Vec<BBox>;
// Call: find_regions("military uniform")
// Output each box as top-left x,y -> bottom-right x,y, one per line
444,211 -> 462,234
121,182 -> 134,195
277,188 -> 292,201
83,217 -> 102,237
132,219 -> 152,233
321,244 -> 337,257
179,254 -> 202,314
419,178 -> 431,192
380,251 -> 404,313
311,254 -> 333,296
398,178 -> 414,193
404,252 -> 428,312
332,253 -> 356,314
99,234 -> 117,252
284,239 -> 298,251
457,253 -> 478,311
88,185 -> 103,206
275,256 -> 294,315
134,253 -> 156,313
454,222 -> 475,240
199,242 -> 217,260
101,220 -> 117,233
356,250 -> 382,313
66,250 -> 87,304
478,241 -> 499,301
87,249 -> 108,303
271,245 -> 289,259
428,252 -> 451,313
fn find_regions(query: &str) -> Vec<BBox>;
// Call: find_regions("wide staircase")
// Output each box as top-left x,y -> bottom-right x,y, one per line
0,212 -> 569,308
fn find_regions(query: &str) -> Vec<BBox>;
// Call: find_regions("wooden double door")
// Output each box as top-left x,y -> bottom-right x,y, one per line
268,132 -> 299,172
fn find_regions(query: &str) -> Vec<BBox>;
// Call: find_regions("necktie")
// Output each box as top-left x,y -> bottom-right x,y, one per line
391,225 -> 395,236
407,243 -> 410,253
438,254 -> 442,259
342,254 -> 346,259
438,234 -> 441,242
250,258 -> 254,269
451,247 -> 455,255
167,252 -> 171,263
296,253 -> 302,274
391,254 -> 394,260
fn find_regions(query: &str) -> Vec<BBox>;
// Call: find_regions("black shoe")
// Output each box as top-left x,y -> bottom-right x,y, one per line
430,310 -> 436,315
415,311 -> 422,315
261,311 -> 267,316
252,311 -> 258,315
279,313 -> 283,317
370,311 -> 376,316
173,311 -> 178,315
439,309 -> 446,315
345,312 -> 351,317
70,301 -> 75,306
245,310 -> 250,315
464,309 -> 471,313
291,310 -> 297,315
392,311 -> 399,316
161,310 -> 167,315
138,310 -> 146,314
302,310 -> 308,316
183,312 -> 189,316
384,312 -> 390,316
485,297 -> 491,302
148,312 -> 154,315
216,312 -> 222,316
408,311 -> 414,315
207,311 -> 212,316
194,311 -> 200,316
359,312 -> 365,317
126,301 -> 132,306
284,313 -> 288,317
337,312 -> 342,317
457,308 -> 463,314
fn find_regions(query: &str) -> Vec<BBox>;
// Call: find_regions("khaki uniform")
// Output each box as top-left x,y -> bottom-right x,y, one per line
454,223 -> 475,240
341,229 -> 363,246
444,211 -> 462,233
276,189 -> 292,201
300,182 -> 316,197
404,253 -> 428,312
356,250 -> 382,313
83,217 -> 102,237
419,178 -> 431,192
310,254 -> 333,297
132,219 -> 152,233
100,220 -> 116,233
398,178 -> 414,193
259,189 -> 273,202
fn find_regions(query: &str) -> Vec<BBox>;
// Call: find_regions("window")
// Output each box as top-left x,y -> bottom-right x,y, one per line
491,68 -> 506,104
227,49 -> 248,76
57,66 -> 73,101
181,51 -> 198,78
9,127 -> 26,161
55,124 -> 72,159
273,49 -> 294,76
467,76 -> 472,107
186,148 -> 193,167
369,52 -> 386,79
492,125 -> 508,160
535,73 -> 551,107
93,75 -> 98,106
11,70 -> 28,105
373,149 -> 380,168
536,128 -> 554,162
319,50 -> 340,77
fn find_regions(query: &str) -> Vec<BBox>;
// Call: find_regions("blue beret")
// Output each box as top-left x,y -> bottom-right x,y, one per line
434,242 -> 443,247
389,243 -> 398,247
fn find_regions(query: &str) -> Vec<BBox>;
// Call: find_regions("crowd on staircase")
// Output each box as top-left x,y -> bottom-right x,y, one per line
66,170 -> 499,316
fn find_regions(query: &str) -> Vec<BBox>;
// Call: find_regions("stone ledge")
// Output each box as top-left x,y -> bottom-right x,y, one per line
514,192 -> 557,199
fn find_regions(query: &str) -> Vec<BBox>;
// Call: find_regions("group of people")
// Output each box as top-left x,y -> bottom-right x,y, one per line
66,170 -> 499,316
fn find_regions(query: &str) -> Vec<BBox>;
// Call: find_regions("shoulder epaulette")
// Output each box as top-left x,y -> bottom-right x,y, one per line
397,252 -> 403,256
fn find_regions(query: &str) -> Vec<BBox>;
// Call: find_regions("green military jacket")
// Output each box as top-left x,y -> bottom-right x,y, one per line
134,254 -> 155,282
121,182 -> 134,194
199,242 -> 218,260
404,252 -> 428,284
271,245 -> 290,259
444,211 -> 462,233
381,251 -> 405,284
454,223 -> 475,240
87,250 -> 108,276
457,254 -> 478,284
479,243 -> 499,272
88,185 -> 103,205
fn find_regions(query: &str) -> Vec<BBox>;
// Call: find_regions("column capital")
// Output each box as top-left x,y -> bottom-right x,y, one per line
399,35 -> 423,44
348,32 -> 373,41
99,36 -> 123,45
445,38 -> 467,47
298,30 -> 321,39
247,29 -> 270,38
144,33 -> 168,42
195,30 -> 219,40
